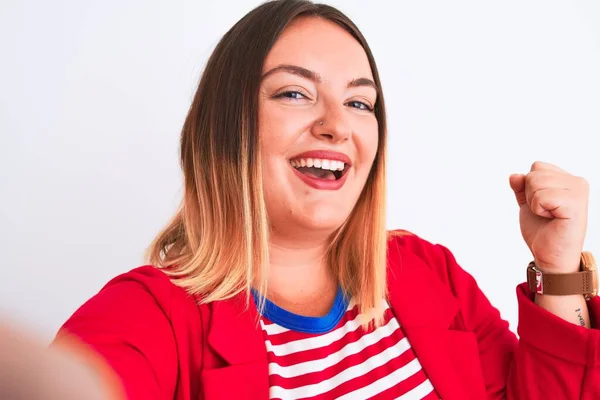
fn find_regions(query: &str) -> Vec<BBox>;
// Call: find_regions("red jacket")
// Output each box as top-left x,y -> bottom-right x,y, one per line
57,234 -> 600,399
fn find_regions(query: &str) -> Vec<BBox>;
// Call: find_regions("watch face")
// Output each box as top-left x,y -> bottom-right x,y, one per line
582,252 -> 598,298
582,251 -> 597,271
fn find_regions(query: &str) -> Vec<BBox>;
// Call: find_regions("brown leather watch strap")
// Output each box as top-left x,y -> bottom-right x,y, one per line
527,265 -> 595,295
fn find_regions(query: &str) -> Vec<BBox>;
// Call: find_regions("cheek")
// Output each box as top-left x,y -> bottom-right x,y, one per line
259,102 -> 293,149
257,105 -> 296,193
258,103 -> 316,158
356,118 -> 379,169
258,106 -> 285,173
258,102 -> 278,146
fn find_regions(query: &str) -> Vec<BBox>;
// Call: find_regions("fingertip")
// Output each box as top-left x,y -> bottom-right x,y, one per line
509,173 -> 524,183
509,173 -> 526,192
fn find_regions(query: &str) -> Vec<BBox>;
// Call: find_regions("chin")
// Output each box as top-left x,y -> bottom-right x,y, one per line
300,207 -> 351,234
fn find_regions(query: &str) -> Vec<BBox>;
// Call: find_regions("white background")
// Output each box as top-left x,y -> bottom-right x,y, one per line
1,0 -> 599,341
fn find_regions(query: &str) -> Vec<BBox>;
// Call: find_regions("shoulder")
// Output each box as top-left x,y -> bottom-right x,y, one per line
386,229 -> 451,266
59,265 -> 200,338
97,265 -> 194,313
56,266 -> 204,399
100,265 -> 182,298
386,229 -> 461,285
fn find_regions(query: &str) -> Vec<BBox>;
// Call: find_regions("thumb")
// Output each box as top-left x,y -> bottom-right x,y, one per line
509,173 -> 527,207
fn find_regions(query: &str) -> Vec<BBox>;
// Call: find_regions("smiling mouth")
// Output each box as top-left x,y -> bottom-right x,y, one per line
289,158 -> 350,181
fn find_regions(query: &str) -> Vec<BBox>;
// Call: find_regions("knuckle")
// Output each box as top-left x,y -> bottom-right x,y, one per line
525,172 -> 539,188
530,161 -> 545,171
530,191 -> 545,212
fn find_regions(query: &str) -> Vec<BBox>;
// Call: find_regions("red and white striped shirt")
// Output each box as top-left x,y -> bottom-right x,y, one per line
255,288 -> 440,399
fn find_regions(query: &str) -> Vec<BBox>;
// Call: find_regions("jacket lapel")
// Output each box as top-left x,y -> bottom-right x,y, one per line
202,292 -> 270,399
387,248 -> 487,399
206,293 -> 266,364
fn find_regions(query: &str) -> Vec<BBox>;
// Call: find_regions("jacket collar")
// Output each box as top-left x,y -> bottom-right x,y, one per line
206,291 -> 267,365
202,293 -> 270,399
386,245 -> 459,329
386,243 -> 487,399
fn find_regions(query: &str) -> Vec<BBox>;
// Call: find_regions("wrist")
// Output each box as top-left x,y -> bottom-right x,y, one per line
534,292 -> 591,328
527,252 -> 598,300
533,258 -> 580,274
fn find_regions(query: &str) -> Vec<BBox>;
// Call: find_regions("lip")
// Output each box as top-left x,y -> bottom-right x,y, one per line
288,150 -> 352,191
291,165 -> 350,190
289,150 -> 352,166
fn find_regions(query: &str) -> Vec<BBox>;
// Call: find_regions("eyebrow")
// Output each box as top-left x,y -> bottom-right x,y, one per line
261,64 -> 378,92
348,77 -> 377,91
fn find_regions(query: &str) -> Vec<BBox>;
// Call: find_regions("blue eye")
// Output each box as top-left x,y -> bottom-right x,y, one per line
275,91 -> 307,100
347,100 -> 374,112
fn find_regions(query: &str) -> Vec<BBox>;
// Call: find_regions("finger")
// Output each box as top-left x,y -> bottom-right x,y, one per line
530,161 -> 569,174
509,174 -> 526,206
528,188 -> 572,219
525,171 -> 573,202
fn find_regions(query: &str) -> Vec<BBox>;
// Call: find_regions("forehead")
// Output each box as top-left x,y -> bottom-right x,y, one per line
263,16 -> 374,82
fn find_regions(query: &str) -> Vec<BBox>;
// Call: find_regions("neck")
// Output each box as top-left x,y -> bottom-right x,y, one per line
265,230 -> 338,316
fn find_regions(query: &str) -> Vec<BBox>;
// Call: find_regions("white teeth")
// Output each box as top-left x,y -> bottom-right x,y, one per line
289,158 -> 346,171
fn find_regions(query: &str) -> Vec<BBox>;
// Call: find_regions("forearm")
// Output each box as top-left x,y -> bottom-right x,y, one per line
534,258 -> 591,329
535,293 -> 590,328
0,321 -> 117,400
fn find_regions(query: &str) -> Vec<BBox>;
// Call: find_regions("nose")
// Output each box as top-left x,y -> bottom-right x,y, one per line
311,106 -> 352,143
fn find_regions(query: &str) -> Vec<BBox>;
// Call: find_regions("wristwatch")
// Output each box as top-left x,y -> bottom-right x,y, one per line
527,251 -> 598,300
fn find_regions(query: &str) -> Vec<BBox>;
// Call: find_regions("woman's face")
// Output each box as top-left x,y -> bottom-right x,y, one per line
259,16 -> 379,239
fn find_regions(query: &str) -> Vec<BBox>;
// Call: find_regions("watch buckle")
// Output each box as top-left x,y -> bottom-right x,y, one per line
534,267 -> 543,295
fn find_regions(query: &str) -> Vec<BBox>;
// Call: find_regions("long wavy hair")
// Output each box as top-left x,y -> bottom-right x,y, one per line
146,0 -> 392,326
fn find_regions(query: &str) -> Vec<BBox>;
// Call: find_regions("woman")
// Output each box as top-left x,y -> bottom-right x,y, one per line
1,0 -> 598,399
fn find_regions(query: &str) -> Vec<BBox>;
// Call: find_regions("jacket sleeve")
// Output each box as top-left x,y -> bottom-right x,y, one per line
435,243 -> 600,399
53,267 -> 179,400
